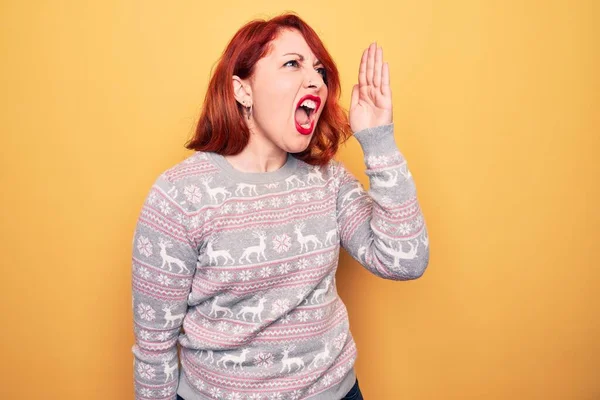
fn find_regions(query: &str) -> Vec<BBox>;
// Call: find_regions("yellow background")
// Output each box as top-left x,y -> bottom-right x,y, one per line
1,0 -> 598,399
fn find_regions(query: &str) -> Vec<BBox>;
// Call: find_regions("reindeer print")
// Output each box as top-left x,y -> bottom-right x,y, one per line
200,176 -> 232,203
294,223 -> 323,252
235,183 -> 258,196
285,174 -> 305,189
372,170 -> 399,188
158,238 -> 190,273
239,231 -> 267,263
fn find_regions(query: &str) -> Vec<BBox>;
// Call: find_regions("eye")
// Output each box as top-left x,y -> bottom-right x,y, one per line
316,67 -> 326,78
284,59 -> 300,68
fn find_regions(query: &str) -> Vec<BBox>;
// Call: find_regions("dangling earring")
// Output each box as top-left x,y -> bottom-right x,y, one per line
246,103 -> 252,120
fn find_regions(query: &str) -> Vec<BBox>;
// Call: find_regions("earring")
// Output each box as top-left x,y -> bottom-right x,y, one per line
247,103 -> 252,120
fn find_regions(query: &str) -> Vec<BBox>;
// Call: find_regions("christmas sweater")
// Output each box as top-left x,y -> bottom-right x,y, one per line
131,123 -> 430,400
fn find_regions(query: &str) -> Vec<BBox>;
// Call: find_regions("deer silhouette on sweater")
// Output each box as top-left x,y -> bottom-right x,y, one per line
340,183 -> 364,207
280,344 -> 306,373
162,306 -> 184,328
158,238 -> 190,273
294,223 -> 323,252
200,176 -> 231,203
236,296 -> 267,322
217,348 -> 250,370
163,359 -> 177,382
306,166 -> 325,184
308,339 -> 331,369
239,231 -> 267,263
285,174 -> 305,189
379,239 -> 420,269
209,296 -> 233,318
324,228 -> 337,246
206,239 -> 235,265
235,183 -> 258,196
310,276 -> 332,304
372,170 -> 399,188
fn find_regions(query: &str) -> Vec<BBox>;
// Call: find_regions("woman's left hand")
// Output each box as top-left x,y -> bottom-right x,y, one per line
349,42 -> 393,133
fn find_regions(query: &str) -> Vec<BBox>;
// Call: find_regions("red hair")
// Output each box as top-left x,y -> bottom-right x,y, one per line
184,12 -> 352,165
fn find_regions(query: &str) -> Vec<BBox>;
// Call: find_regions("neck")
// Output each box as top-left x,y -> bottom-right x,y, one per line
224,130 -> 288,173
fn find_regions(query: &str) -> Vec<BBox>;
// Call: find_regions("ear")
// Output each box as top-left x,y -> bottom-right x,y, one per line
232,75 -> 252,107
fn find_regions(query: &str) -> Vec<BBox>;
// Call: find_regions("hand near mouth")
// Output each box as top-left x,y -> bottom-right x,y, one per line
349,42 -> 393,133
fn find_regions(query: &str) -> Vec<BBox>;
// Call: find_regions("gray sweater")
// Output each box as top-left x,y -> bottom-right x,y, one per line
131,123 -> 429,399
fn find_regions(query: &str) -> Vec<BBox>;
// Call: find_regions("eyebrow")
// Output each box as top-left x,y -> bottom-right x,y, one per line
282,53 -> 323,67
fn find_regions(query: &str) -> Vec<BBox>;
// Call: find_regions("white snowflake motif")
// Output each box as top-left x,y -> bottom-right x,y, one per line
346,203 -> 358,215
248,394 -> 263,400
314,190 -> 325,200
254,352 -> 274,369
193,377 -> 206,391
321,374 -> 333,387
232,325 -> 244,335
137,266 -> 151,279
271,299 -> 290,315
139,330 -> 152,340
158,199 -> 171,215
314,255 -> 325,266
314,309 -> 324,320
200,318 -> 211,328
219,271 -> 233,283
297,310 -> 310,322
160,386 -> 174,396
137,236 -> 153,257
137,303 -> 156,321
147,191 -> 158,205
209,387 -> 222,398
252,200 -> 265,211
204,209 -> 214,221
377,220 -> 390,232
333,332 -> 347,350
227,392 -> 242,400
216,321 -> 230,332
300,192 -> 312,202
156,274 -> 172,286
175,213 -> 185,225
297,259 -> 309,270
272,234 -> 292,254
184,184 -> 202,204
178,278 -> 190,287
137,362 -> 155,380
414,215 -> 424,228
238,270 -> 253,281
235,203 -> 247,214
270,197 -> 283,208
290,390 -> 303,400
336,366 -> 346,378
139,388 -> 153,397
279,314 -> 292,324
396,222 -> 412,235
219,203 -> 232,215
278,263 -> 291,274
285,194 -> 297,205
260,266 -> 273,278
157,331 -> 170,341
269,393 -> 283,400
189,214 -> 201,229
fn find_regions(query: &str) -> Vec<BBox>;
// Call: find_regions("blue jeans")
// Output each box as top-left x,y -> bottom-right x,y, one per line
176,378 -> 363,399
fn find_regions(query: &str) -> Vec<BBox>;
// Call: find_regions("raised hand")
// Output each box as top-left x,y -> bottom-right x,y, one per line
349,42 -> 393,133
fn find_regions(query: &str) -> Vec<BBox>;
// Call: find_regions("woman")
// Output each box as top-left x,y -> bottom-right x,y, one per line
132,13 -> 429,400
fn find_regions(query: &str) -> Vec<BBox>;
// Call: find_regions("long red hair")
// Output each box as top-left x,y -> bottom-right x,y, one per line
184,13 -> 352,165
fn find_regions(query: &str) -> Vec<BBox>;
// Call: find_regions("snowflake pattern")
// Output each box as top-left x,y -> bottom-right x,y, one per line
260,267 -> 273,278
396,222 -> 412,235
219,271 -> 233,283
184,184 -> 203,204
271,299 -> 291,315
139,388 -> 153,397
238,270 -> 253,281
158,199 -> 171,215
157,274 -> 172,286
137,236 -> 153,257
137,303 -> 156,321
137,266 -> 151,279
254,352 -> 275,369
278,263 -> 291,274
272,234 -> 292,253
137,362 -> 155,380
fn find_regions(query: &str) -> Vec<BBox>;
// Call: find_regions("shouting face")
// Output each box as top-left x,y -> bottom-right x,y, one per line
233,29 -> 329,154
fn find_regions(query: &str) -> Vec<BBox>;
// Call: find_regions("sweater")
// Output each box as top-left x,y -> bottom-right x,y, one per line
131,123 -> 430,400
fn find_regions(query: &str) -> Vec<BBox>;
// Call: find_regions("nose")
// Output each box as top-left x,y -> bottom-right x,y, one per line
304,68 -> 324,90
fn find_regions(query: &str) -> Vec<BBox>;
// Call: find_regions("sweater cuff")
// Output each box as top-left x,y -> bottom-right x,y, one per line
352,123 -> 397,156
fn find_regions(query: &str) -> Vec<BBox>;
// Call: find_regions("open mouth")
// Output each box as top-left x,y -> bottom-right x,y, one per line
294,95 -> 321,135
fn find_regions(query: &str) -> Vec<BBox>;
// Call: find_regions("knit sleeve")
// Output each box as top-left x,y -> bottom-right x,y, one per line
131,173 -> 196,399
335,123 -> 430,280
